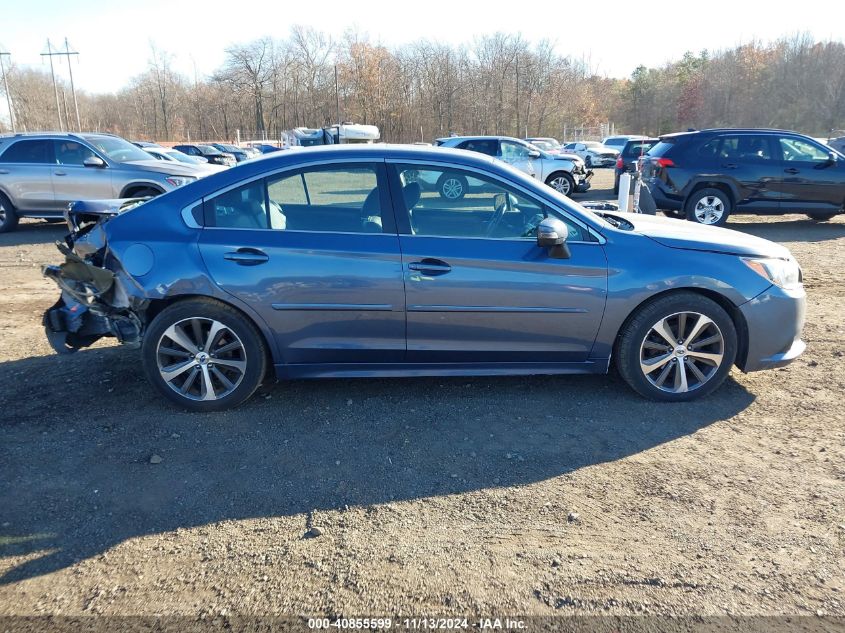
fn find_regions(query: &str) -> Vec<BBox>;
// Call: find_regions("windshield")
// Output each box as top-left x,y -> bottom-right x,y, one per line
530,140 -> 555,151
216,144 -> 241,153
604,138 -> 626,147
167,150 -> 207,165
584,142 -> 603,149
83,135 -> 156,163
197,145 -> 222,155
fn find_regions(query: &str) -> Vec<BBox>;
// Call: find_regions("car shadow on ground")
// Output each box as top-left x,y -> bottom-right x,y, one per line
729,216 -> 845,243
0,221 -> 66,248
0,345 -> 756,585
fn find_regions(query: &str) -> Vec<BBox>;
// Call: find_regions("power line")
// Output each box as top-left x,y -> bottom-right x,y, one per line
0,47 -> 13,133
41,39 -> 63,131
41,38 -> 82,132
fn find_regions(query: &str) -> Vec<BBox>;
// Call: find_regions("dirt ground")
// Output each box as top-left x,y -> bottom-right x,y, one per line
0,169 -> 843,623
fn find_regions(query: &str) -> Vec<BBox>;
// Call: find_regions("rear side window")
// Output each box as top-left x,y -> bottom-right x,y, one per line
701,135 -> 773,161
267,164 -> 387,233
206,180 -> 270,229
457,139 -> 497,156
0,139 -> 53,164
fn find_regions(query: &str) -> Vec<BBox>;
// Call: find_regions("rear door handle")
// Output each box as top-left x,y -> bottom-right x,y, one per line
784,167 -> 800,174
0,169 -> 8,174
721,163 -> 737,169
54,171 -> 67,176
223,248 -> 269,265
408,258 -> 452,276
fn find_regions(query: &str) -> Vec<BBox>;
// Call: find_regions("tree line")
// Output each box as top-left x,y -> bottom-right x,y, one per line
1,29 -> 843,143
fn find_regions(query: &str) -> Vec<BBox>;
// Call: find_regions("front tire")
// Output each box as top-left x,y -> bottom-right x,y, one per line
142,298 -> 267,412
685,187 -> 731,226
615,292 -> 737,402
545,172 -> 575,196
0,192 -> 19,233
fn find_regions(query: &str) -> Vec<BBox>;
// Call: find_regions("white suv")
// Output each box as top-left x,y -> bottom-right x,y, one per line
432,136 -> 591,197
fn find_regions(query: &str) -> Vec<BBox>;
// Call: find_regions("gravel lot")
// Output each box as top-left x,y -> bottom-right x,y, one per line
1,169 -> 843,621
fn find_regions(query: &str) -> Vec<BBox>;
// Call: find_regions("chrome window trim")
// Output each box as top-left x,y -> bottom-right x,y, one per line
199,157 -> 390,234
387,158 -> 606,245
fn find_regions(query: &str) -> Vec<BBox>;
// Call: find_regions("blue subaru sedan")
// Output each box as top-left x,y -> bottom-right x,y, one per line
43,145 -> 806,411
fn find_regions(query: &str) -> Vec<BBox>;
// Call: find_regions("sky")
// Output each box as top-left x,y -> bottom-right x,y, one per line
0,0 -> 843,116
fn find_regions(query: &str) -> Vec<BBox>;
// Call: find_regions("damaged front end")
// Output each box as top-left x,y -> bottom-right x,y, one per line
42,199 -> 148,354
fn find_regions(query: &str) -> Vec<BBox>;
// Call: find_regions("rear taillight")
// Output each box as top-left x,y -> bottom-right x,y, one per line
653,157 -> 675,168
616,157 -> 624,169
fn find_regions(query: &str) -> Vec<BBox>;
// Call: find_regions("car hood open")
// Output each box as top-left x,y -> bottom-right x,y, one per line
609,212 -> 792,258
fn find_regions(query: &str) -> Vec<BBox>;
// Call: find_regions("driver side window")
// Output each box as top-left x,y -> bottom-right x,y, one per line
779,137 -> 829,162
396,166 -> 588,241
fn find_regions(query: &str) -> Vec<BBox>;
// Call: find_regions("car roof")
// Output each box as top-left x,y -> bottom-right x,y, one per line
660,127 -> 810,141
437,135 -> 524,143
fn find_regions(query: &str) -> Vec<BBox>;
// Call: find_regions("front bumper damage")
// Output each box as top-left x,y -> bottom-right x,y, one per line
41,199 -> 148,354
574,168 -> 593,193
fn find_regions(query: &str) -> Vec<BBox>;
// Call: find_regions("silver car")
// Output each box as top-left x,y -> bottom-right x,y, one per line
433,136 -> 592,197
0,132 -> 201,232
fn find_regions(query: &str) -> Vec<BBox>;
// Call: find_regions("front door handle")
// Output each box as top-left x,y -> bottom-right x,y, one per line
223,247 -> 269,265
408,258 -> 451,276
784,167 -> 800,174
54,171 -> 67,176
721,163 -> 737,169
0,169 -> 8,174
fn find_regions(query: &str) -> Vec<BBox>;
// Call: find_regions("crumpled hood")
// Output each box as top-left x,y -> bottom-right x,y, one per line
122,159 -> 204,177
613,212 -> 793,258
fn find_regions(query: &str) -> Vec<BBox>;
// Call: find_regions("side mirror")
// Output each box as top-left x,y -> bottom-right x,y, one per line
528,149 -> 541,159
537,217 -> 571,259
828,151 -> 838,164
83,156 -> 105,168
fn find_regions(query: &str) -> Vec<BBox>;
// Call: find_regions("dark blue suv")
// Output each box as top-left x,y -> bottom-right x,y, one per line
640,128 -> 845,225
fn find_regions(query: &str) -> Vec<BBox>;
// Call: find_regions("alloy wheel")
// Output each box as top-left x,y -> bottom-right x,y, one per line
0,201 -> 6,224
156,317 -> 247,401
693,196 -> 725,224
549,176 -> 571,195
441,178 -> 464,199
639,311 -> 725,394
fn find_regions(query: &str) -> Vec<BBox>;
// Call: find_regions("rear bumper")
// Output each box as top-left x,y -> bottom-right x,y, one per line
739,284 -> 806,372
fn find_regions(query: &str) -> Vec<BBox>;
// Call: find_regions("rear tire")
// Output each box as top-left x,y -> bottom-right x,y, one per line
615,292 -> 737,402
0,192 -> 19,233
685,187 -> 731,226
662,209 -> 686,219
141,298 -> 268,412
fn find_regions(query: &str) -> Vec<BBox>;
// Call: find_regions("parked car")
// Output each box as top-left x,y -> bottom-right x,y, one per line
210,143 -> 249,162
172,144 -> 236,167
143,146 -> 228,175
614,138 -> 659,195
827,136 -> 845,155
248,143 -> 283,154
42,144 -> 805,411
602,135 -> 649,154
434,136 -> 591,197
561,141 -> 619,168
0,132 -> 200,232
639,128 -> 845,225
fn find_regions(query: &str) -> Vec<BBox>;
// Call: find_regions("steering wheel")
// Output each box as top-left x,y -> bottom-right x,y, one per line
485,194 -> 510,237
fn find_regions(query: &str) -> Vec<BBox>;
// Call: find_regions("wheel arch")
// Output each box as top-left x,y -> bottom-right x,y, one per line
119,182 -> 165,198
685,180 -> 737,207
611,287 -> 749,369
143,293 -> 278,371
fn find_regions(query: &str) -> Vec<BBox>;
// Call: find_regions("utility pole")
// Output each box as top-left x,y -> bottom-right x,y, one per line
41,39 -> 63,131
62,38 -> 81,131
0,47 -> 14,133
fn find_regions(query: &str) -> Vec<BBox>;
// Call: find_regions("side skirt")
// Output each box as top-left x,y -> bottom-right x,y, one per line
274,360 -> 610,380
